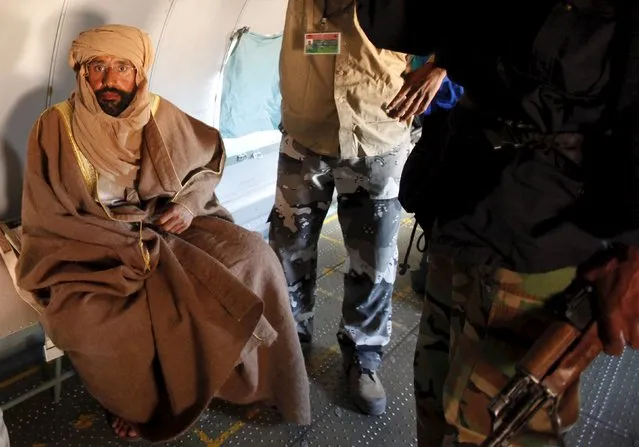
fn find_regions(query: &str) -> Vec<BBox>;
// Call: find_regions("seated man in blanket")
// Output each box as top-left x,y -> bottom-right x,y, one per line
16,24 -> 310,442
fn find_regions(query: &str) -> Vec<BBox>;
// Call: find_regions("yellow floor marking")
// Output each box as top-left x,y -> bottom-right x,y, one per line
0,366 -> 40,389
197,408 -> 260,447
324,214 -> 339,225
321,261 -> 345,277
319,234 -> 343,245
72,413 -> 98,430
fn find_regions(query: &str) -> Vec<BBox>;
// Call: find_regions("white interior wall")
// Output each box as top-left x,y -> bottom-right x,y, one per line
0,0 -> 288,220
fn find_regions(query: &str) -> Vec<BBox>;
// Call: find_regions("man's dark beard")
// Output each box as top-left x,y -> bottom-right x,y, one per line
95,87 -> 135,117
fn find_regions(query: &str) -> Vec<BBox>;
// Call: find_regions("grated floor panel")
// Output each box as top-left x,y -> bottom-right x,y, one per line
3,215 -> 639,446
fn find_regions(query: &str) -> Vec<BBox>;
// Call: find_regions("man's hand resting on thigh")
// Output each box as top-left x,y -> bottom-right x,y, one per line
155,203 -> 194,234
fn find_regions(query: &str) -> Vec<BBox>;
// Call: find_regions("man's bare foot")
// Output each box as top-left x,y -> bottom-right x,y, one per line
109,414 -> 139,440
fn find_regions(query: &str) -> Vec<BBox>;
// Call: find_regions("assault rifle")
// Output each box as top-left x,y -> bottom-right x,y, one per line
481,277 -> 603,447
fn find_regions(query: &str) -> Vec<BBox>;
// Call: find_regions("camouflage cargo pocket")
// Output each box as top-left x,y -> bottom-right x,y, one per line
443,266 -> 578,447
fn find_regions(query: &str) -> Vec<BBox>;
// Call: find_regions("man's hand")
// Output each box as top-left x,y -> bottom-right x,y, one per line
155,203 -> 194,234
584,246 -> 639,356
386,63 -> 447,122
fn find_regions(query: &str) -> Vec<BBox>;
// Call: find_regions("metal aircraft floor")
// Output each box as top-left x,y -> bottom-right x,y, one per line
2,215 -> 639,447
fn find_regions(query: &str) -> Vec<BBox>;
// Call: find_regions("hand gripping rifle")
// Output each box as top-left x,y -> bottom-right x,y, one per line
481,277 -> 603,447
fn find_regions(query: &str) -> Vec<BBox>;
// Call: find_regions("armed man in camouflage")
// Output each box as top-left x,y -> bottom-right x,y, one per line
357,0 -> 639,445
270,0 -> 446,416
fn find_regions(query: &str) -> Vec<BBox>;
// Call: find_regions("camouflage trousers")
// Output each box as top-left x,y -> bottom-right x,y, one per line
269,134 -> 409,371
415,254 -> 580,447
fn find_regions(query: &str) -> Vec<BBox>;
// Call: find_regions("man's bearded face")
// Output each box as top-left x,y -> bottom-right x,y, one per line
86,56 -> 137,117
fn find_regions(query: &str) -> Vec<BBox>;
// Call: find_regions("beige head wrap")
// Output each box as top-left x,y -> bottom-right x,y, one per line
68,24 -> 155,187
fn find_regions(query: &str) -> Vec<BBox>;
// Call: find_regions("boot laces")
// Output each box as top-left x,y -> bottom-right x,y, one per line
354,357 -> 376,381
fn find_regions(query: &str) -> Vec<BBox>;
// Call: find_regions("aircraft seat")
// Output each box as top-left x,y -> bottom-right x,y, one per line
0,221 -> 73,411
